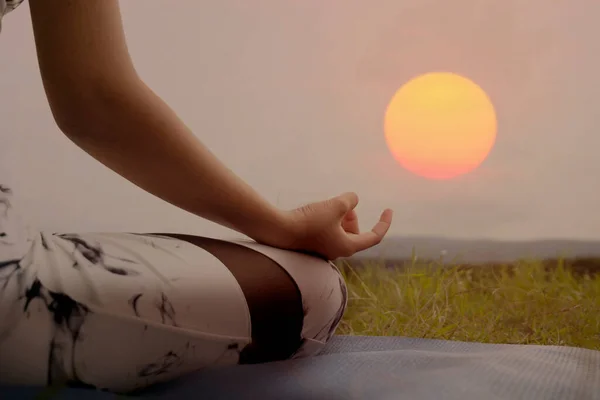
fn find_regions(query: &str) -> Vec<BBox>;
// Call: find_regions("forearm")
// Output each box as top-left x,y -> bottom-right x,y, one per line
61,79 -> 287,242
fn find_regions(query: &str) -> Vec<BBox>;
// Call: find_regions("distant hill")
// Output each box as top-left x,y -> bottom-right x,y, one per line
349,236 -> 600,264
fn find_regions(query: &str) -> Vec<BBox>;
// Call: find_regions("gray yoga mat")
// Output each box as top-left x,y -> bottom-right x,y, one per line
2,335 -> 599,399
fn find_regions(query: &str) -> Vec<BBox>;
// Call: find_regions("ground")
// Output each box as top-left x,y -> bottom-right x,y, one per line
337,258 -> 600,351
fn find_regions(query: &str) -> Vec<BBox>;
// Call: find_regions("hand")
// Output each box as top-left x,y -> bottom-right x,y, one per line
267,192 -> 393,260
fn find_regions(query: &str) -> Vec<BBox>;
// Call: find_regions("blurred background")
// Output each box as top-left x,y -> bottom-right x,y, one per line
2,0 -> 600,255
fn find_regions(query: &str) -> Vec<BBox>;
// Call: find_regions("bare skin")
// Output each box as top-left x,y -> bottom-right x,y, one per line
27,0 -> 393,260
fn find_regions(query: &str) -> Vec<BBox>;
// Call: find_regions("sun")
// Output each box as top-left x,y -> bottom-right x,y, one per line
384,72 -> 497,180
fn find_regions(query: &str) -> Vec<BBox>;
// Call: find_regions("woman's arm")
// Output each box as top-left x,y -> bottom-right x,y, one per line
28,0 -> 288,243
28,0 -> 392,258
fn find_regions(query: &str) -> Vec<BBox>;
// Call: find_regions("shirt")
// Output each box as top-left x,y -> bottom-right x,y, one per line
0,0 -> 24,32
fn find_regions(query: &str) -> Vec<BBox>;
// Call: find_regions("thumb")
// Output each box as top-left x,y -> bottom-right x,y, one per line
330,192 -> 359,217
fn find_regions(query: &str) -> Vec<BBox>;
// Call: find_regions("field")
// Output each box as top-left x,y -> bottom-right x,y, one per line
336,257 -> 600,350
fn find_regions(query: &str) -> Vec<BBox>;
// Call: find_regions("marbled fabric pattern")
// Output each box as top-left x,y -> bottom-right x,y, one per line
0,0 -> 25,32
0,185 -> 347,392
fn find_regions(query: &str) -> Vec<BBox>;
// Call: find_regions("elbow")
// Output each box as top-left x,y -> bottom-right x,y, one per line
49,103 -> 87,139
46,75 -> 143,140
47,88 -> 108,140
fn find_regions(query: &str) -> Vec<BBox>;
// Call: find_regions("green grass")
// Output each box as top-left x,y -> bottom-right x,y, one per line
337,258 -> 600,351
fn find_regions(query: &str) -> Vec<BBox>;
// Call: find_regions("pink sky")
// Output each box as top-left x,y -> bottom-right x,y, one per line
1,0 -> 599,241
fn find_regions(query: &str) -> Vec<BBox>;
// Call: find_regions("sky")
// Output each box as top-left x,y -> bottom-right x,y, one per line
1,0 -> 600,241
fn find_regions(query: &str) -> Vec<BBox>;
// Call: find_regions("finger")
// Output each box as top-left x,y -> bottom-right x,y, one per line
348,208 -> 393,252
332,192 -> 359,217
341,209 -> 360,234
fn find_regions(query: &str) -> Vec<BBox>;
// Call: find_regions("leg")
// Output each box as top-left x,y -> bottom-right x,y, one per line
1,231 -> 253,391
0,231 -> 347,393
160,234 -> 305,364
160,235 -> 348,362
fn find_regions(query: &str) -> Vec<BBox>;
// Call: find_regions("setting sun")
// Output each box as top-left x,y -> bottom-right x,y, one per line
384,72 -> 497,180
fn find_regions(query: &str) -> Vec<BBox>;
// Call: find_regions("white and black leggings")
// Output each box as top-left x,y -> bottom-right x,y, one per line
0,185 -> 348,393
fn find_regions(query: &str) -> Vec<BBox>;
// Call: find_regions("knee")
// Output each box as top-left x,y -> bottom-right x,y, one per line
297,258 -> 348,345
224,242 -> 348,359
239,255 -> 348,363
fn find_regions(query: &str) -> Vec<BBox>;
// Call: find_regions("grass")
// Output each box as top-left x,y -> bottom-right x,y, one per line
336,257 -> 600,351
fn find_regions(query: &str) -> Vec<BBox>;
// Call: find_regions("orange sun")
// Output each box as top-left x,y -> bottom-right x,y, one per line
384,72 -> 497,180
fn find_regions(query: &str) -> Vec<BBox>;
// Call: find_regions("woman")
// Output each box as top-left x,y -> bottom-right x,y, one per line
0,0 -> 393,393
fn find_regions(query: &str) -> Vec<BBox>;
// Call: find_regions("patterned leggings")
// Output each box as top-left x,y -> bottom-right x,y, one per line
0,185 -> 348,393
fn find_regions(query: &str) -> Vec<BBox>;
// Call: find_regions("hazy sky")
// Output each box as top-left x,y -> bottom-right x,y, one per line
2,0 -> 600,241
